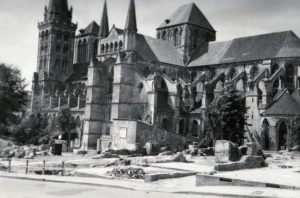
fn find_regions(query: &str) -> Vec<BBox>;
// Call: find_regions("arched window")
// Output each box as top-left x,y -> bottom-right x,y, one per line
54,58 -> 59,69
63,45 -> 69,54
77,40 -> 82,63
101,44 -> 105,54
93,40 -> 98,58
178,29 -> 182,46
161,31 -> 166,40
64,32 -> 69,41
157,32 -> 161,39
57,31 -> 62,40
179,120 -> 184,135
109,42 -> 113,52
105,43 -> 109,53
285,64 -> 294,92
119,41 -> 123,50
227,67 -> 236,80
271,64 -> 279,76
44,44 -> 48,53
114,41 -> 118,52
43,57 -> 47,71
82,39 -> 87,62
41,31 -> 45,41
250,65 -> 259,79
168,31 -> 172,42
192,30 -> 198,49
39,58 -> 43,70
45,30 -> 49,40
173,28 -> 178,46
257,85 -> 262,106
262,119 -> 270,150
192,120 -> 199,137
162,118 -> 168,130
278,121 -> 287,150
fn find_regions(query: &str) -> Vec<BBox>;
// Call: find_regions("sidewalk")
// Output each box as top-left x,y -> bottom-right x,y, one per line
0,172 -> 299,198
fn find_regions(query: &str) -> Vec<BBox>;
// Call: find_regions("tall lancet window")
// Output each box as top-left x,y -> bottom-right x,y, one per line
173,28 -> 178,46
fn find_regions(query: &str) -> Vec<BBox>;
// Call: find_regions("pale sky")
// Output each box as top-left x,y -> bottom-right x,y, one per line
0,0 -> 300,89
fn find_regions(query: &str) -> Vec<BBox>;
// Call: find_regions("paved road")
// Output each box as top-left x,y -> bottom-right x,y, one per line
0,177 -> 220,198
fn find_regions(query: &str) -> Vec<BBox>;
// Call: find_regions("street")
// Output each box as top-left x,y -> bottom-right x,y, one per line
0,177 -> 220,198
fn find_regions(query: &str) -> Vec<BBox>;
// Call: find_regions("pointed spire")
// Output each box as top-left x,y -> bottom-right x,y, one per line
47,0 -> 71,23
125,0 -> 137,32
99,0 -> 109,38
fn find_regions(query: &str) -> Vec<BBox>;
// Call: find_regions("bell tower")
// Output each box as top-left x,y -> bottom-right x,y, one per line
31,0 -> 77,113
36,0 -> 77,81
156,3 -> 216,64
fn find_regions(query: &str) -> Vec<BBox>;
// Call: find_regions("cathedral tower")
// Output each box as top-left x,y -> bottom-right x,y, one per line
31,0 -> 77,112
36,0 -> 77,81
156,3 -> 216,64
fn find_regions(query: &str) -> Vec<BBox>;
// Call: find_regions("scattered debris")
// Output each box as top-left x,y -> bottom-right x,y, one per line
199,147 -> 215,156
105,158 -> 131,167
279,164 -> 293,169
0,163 -> 7,172
107,167 -> 145,179
158,151 -> 174,156
172,152 -> 188,162
288,145 -> 300,152
93,151 -> 120,159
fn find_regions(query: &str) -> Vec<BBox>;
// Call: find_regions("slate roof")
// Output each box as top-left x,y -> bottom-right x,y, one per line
136,34 -> 184,66
158,3 -> 215,31
189,31 -> 300,67
264,91 -> 300,116
82,21 -> 100,35
292,89 -> 300,106
115,28 -> 124,35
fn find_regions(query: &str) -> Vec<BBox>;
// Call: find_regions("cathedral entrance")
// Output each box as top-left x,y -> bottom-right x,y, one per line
262,119 -> 270,150
179,120 -> 184,135
192,120 -> 199,137
278,121 -> 287,150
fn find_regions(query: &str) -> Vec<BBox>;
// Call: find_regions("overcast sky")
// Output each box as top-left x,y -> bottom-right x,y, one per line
0,0 -> 299,89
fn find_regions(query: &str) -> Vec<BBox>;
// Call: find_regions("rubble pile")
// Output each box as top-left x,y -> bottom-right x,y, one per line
108,167 -> 145,179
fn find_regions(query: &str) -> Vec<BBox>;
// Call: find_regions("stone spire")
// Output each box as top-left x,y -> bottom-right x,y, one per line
99,0 -> 109,38
124,0 -> 137,51
46,0 -> 72,23
125,0 -> 137,32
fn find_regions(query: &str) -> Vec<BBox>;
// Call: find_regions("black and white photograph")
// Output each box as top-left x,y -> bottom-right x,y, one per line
0,0 -> 300,197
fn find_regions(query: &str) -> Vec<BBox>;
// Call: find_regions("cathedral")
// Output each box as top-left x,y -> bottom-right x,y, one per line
31,0 -> 300,151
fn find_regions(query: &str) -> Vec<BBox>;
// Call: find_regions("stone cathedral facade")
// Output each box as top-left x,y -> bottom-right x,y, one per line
31,0 -> 300,151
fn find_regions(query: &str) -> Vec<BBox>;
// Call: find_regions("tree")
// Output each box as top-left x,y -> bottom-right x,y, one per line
0,64 -> 28,135
57,107 -> 77,151
12,114 -> 48,145
205,87 -> 248,145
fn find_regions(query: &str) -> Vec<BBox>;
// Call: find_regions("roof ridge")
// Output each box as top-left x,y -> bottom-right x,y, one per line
233,30 -> 293,40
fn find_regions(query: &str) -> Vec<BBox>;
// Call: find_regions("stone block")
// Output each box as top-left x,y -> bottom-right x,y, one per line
241,155 -> 265,169
215,140 -> 241,163
246,142 -> 257,156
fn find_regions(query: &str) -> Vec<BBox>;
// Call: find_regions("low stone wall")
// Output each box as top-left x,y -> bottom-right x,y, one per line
110,120 -> 187,151
196,174 -> 298,190
145,172 -> 196,183
136,121 -> 187,149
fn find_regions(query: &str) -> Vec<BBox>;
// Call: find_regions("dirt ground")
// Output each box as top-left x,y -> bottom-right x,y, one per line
0,150 -> 299,187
